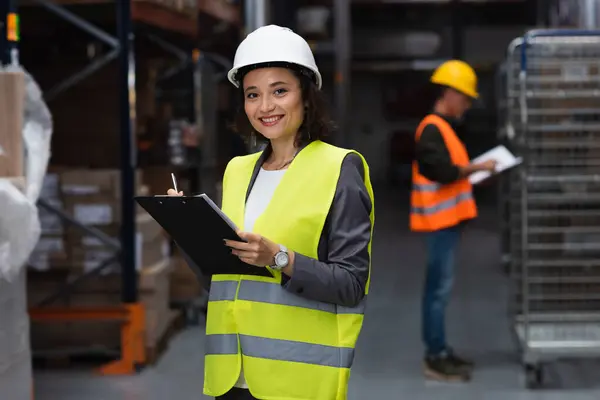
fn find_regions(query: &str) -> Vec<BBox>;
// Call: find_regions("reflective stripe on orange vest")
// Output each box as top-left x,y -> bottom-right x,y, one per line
410,114 -> 477,232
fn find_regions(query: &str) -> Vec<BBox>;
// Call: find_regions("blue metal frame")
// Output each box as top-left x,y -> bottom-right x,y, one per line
520,29 -> 600,72
33,0 -> 120,101
12,0 -> 139,305
0,3 -> 6,65
116,0 -> 138,304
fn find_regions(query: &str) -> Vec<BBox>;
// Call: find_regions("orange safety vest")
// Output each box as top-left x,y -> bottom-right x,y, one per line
410,114 -> 477,232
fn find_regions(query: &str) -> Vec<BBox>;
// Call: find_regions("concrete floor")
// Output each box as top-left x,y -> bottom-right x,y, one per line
34,187 -> 600,399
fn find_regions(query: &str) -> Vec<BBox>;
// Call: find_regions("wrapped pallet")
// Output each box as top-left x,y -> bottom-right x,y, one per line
0,66 -> 51,400
0,270 -> 31,400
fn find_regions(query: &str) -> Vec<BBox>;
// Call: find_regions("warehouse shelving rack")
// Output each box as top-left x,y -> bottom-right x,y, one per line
1,0 -> 240,375
305,0 -> 534,183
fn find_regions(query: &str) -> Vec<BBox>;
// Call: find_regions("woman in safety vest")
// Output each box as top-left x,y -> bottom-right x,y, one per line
410,60 -> 496,383
169,25 -> 374,400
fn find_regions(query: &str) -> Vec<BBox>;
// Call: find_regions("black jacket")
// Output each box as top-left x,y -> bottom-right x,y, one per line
414,113 -> 463,185
250,145 -> 372,308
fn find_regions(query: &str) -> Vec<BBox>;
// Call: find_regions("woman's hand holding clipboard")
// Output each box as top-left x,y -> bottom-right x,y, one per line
164,180 -> 280,271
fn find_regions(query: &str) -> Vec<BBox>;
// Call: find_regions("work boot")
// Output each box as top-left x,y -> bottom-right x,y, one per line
447,349 -> 474,373
424,355 -> 471,382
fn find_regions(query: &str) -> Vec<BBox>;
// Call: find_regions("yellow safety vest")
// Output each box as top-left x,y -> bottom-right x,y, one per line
203,140 -> 375,400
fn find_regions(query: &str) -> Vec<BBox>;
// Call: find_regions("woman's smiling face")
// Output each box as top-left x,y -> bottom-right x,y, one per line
243,67 -> 305,141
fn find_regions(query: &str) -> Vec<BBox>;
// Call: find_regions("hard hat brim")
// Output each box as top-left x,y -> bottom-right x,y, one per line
228,62 -> 322,90
430,77 -> 479,99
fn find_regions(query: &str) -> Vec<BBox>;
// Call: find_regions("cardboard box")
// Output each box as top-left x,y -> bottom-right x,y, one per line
58,169 -> 146,231
169,253 -> 203,301
62,197 -> 130,227
60,169 -> 144,199
28,234 -> 69,272
64,212 -> 169,273
0,71 -> 25,179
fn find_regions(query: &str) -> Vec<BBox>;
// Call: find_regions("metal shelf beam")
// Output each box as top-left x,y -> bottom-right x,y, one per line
451,0 -> 463,59
116,0 -> 137,304
0,3 -> 6,64
334,0 -> 351,147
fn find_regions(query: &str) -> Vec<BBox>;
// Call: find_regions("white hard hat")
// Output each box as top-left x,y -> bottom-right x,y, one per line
227,25 -> 322,90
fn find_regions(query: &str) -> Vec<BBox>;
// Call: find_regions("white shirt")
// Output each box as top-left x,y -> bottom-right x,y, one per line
235,167 -> 286,389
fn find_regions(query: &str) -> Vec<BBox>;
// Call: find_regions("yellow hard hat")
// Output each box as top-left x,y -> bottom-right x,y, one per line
430,60 -> 478,99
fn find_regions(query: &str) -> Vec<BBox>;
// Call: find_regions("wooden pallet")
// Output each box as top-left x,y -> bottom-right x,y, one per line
32,309 -> 185,370
32,349 -> 118,370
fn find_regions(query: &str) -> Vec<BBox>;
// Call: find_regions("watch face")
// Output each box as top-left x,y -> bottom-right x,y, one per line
275,251 -> 289,267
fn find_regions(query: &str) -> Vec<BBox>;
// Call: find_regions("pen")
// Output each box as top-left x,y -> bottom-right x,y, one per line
171,173 -> 179,193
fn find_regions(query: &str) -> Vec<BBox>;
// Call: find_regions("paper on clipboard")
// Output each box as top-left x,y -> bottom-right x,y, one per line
469,145 -> 522,185
197,194 -> 240,233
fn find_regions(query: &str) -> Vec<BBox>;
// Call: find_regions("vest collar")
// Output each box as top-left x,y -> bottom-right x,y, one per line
245,141 -> 310,201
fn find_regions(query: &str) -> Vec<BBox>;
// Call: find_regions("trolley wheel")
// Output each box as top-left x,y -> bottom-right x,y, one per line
525,364 -> 543,389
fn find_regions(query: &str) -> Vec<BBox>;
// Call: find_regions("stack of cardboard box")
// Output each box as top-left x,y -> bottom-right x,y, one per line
28,171 -> 68,271
28,168 -> 177,354
29,168 -> 171,273
59,168 -> 167,273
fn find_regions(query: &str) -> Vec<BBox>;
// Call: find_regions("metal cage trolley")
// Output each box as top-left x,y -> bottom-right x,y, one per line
504,29 -> 600,389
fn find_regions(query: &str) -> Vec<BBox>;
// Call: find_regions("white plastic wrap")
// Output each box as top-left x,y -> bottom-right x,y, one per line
0,65 -> 53,281
0,267 -> 32,400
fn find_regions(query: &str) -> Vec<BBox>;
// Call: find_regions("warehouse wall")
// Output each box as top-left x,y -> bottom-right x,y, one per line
0,270 -> 32,400
345,26 -> 527,183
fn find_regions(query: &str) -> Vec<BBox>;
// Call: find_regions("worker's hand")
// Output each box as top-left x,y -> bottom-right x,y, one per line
481,160 -> 498,173
224,231 -> 279,267
166,189 -> 183,196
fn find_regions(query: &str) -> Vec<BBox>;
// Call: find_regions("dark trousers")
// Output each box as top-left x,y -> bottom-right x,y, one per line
216,388 -> 256,400
422,225 -> 460,357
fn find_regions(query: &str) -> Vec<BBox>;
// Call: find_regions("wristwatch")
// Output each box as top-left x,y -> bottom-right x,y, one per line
272,244 -> 289,270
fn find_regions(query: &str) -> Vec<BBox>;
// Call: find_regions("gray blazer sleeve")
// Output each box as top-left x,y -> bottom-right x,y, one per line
282,153 -> 373,308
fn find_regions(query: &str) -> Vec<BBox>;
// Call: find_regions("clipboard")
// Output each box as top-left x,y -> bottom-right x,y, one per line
135,194 -> 273,278
469,145 -> 523,185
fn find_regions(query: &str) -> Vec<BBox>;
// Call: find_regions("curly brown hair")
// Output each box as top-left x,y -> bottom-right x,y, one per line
232,62 -> 336,147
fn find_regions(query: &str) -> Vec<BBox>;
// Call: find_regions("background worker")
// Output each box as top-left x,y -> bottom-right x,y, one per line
169,25 -> 374,399
410,60 -> 497,382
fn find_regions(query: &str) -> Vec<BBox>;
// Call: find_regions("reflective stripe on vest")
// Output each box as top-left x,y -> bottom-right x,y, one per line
411,189 -> 473,216
205,334 -> 355,369
410,114 -> 477,232
413,182 -> 441,192
209,279 -> 367,314
203,140 -> 375,400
